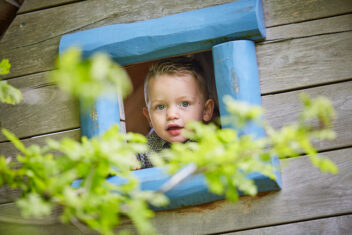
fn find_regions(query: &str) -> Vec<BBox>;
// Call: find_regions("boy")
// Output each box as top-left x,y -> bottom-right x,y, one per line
137,56 -> 215,168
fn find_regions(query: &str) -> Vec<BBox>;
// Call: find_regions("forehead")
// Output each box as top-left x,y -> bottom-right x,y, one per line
148,73 -> 202,96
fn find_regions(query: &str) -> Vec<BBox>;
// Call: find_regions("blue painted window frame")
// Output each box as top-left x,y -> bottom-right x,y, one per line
60,0 -> 281,210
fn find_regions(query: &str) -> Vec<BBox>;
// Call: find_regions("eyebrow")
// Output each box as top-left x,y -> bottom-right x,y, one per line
177,95 -> 197,100
150,99 -> 165,104
180,96 -> 201,103
149,95 -> 198,104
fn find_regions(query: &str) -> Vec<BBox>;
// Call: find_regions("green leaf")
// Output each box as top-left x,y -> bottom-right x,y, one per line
310,155 -> 338,174
0,49 -> 340,235
299,93 -> 336,128
1,129 -> 28,154
16,193 -> 52,218
0,59 -> 11,75
0,81 -> 23,105
49,47 -> 132,109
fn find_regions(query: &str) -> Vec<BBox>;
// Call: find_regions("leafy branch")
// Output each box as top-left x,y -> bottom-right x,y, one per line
153,94 -> 337,200
0,126 -> 168,235
0,47 -> 338,234
0,59 -> 22,104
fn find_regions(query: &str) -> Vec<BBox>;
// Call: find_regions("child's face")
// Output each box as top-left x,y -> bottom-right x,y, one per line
143,73 -> 214,143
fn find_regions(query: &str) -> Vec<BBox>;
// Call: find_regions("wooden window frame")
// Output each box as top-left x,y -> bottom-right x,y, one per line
60,0 -> 281,210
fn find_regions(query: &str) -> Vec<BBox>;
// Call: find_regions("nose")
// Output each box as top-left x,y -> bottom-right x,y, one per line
166,105 -> 180,120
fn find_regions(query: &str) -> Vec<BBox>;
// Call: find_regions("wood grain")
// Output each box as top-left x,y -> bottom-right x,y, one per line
0,203 -> 84,235
2,25 -> 351,98
1,0 -> 234,50
0,129 -> 80,160
263,0 -> 352,27
18,0 -> 85,14
0,222 -> 84,235
0,37 -> 59,80
1,74 -> 351,151
263,81 -> 352,151
1,1 -> 351,79
0,129 -> 80,204
148,148 -> 352,234
265,14 -> 352,42
4,0 -> 351,49
0,71 -> 80,142
0,0 -> 350,234
258,31 -> 352,94
228,215 -> 352,235
0,81 -> 351,202
0,148 -> 350,234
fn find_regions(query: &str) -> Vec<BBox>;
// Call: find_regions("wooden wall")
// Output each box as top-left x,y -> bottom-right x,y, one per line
0,0 -> 351,234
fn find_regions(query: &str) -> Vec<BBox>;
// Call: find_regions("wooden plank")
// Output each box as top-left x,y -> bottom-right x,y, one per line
0,148 -> 351,234
0,123 -> 125,204
0,70 -> 126,142
0,222 -> 84,235
263,0 -> 352,27
1,73 -> 351,150
0,129 -> 80,204
258,31 -> 352,94
0,202 -> 87,235
262,81 -> 352,151
18,0 -> 84,14
79,95 -> 123,139
265,14 -> 352,42
3,0 -> 351,50
2,26 -> 351,97
213,40 -> 265,138
0,0 -> 231,79
0,71 -> 80,142
0,203 -> 83,235
147,148 -> 352,234
0,0 -> 234,50
0,129 -> 80,160
59,0 -> 266,65
228,215 -> 352,234
0,36 -> 59,80
1,2 -> 352,80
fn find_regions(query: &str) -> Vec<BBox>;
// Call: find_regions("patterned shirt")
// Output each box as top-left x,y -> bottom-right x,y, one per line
136,129 -> 170,169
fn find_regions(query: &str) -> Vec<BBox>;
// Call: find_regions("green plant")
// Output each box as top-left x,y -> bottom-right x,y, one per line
0,59 -> 22,104
49,47 -> 132,109
0,47 -> 338,234
154,94 -> 337,200
0,126 -> 168,235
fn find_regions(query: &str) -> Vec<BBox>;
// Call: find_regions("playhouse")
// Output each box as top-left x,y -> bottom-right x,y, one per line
0,0 -> 351,234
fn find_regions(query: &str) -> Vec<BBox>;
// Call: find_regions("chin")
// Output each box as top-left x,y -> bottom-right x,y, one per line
168,136 -> 187,143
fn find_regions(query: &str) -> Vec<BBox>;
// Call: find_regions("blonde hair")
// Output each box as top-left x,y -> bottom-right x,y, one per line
144,57 -> 209,106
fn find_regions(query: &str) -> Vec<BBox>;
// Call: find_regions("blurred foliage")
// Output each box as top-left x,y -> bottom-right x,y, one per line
0,47 -> 338,234
0,126 -> 168,235
0,59 -> 22,104
49,47 -> 132,109
153,94 -> 337,200
266,93 -> 337,173
0,59 -> 11,75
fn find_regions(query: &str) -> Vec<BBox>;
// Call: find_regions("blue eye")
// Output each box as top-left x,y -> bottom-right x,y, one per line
156,105 -> 165,110
181,101 -> 189,107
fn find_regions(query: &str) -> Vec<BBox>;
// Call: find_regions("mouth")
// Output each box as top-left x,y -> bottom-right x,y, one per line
167,124 -> 183,136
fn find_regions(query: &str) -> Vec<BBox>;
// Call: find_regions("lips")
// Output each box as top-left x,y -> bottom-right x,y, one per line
167,124 -> 183,136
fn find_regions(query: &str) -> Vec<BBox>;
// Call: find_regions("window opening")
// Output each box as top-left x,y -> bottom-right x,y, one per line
59,0 -> 281,210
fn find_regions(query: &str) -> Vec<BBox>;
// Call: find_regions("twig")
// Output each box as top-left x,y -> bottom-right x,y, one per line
70,217 -> 93,234
158,163 -> 197,193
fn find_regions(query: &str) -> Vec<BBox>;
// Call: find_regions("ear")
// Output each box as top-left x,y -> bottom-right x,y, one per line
203,99 -> 214,122
143,107 -> 152,128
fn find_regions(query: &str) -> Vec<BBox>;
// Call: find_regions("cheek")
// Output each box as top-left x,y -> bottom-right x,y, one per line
185,107 -> 203,121
150,112 -> 164,124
